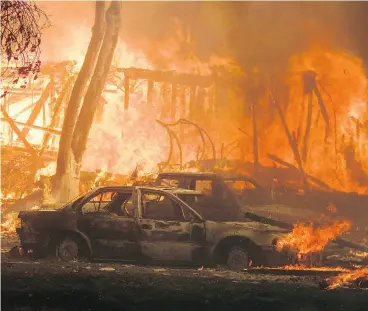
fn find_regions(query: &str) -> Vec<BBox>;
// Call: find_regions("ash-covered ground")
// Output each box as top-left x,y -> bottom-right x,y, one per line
1,233 -> 367,311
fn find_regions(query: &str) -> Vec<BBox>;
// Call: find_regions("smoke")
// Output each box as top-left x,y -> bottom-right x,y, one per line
117,2 -> 364,73
38,1 -> 368,73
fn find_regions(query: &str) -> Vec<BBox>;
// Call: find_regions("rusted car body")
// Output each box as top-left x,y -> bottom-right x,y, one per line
16,186 -> 292,270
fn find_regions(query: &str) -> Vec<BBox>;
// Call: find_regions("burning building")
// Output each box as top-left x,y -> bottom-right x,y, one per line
1,2 -> 368,235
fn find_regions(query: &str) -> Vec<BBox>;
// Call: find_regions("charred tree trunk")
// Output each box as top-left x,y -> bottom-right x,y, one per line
70,1 -> 122,180
52,1 -> 121,202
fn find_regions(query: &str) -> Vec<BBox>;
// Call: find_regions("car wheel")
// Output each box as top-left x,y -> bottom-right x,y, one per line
227,246 -> 250,271
56,237 -> 79,262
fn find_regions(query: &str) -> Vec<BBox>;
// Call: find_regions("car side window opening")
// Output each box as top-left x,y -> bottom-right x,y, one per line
195,180 -> 213,196
82,191 -> 132,216
141,191 -> 186,221
160,178 -> 180,188
225,180 -> 256,192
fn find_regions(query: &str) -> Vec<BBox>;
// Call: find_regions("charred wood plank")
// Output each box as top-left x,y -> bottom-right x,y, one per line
19,81 -> 53,138
116,68 -> 239,87
40,75 -> 75,156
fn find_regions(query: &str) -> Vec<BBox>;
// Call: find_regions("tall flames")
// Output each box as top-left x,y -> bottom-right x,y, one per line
1,18 -> 368,193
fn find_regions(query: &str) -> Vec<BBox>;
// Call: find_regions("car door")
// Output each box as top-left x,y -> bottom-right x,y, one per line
78,189 -> 140,260
136,188 -> 206,263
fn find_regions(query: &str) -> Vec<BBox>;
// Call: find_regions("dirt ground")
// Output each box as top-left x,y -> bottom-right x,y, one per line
2,234 -> 368,311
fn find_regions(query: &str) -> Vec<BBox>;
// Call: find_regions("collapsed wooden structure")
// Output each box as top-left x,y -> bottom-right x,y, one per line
1,62 -> 243,167
1,61 -> 367,198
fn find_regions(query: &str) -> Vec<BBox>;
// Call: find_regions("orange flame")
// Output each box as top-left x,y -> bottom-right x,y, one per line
0,212 -> 20,236
276,220 -> 351,256
326,267 -> 368,289
1,17 -> 368,195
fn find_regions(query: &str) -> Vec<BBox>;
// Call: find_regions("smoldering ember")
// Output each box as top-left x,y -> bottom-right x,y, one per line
1,1 -> 368,311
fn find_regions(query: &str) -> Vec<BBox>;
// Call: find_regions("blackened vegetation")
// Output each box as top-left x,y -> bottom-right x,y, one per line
1,0 -> 50,97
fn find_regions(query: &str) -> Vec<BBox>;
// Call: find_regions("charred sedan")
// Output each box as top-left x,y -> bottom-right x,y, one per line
16,186 -> 291,270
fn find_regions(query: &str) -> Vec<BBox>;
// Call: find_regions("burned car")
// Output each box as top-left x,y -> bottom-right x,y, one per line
16,186 -> 293,270
156,172 -> 368,257
156,172 -> 333,223
155,172 -> 368,226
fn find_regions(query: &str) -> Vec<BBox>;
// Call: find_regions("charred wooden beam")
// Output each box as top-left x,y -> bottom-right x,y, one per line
19,81 -> 53,138
40,75 -> 75,156
116,68 -> 239,87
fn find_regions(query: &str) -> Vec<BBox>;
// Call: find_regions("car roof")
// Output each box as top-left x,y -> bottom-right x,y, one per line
92,185 -> 136,192
166,188 -> 203,195
157,171 -> 261,185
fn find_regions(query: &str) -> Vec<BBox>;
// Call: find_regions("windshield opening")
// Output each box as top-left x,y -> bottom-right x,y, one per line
61,190 -> 94,210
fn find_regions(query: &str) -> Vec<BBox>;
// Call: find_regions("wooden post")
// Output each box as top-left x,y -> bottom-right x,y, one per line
19,81 -> 53,138
40,75 -> 75,156
124,73 -> 130,111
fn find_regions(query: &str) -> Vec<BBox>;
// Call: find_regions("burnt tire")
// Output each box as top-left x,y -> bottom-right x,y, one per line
226,246 -> 250,272
56,237 -> 79,262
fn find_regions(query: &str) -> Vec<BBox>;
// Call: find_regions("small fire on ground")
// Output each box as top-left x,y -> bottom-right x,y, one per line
275,220 -> 352,257
323,267 -> 368,289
